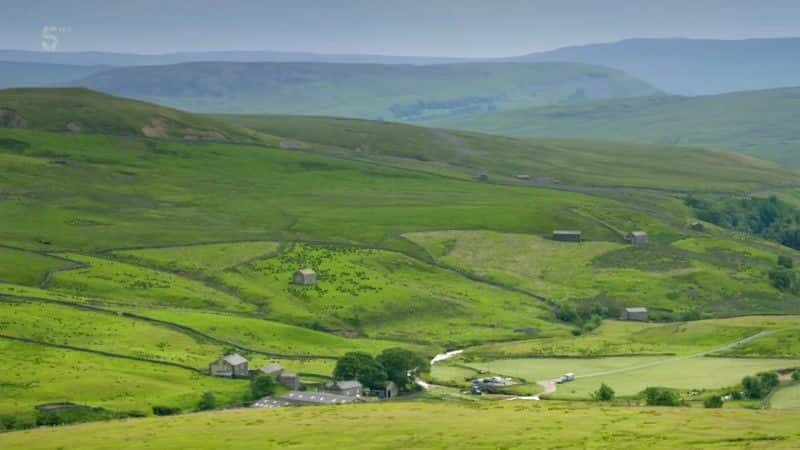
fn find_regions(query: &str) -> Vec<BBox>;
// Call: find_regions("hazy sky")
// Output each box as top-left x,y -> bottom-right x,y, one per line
3,0 -> 800,56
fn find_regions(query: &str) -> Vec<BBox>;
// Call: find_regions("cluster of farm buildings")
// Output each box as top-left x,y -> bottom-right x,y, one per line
208,353 -> 397,408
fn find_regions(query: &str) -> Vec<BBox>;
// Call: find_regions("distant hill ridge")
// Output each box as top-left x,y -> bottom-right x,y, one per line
430,86 -> 800,165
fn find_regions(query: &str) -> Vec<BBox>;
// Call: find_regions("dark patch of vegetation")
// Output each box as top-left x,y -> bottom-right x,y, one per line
592,383 -> 615,401
198,391 -> 216,411
152,405 -> 182,416
0,404 -> 145,430
685,195 -> 800,251
703,395 -> 724,408
641,387 -> 684,406
741,371 -> 780,399
250,375 -> 277,399
0,137 -> 30,152
333,351 -> 387,390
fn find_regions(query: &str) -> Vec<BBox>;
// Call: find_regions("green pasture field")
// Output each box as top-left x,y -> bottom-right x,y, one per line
0,301 -> 226,369
46,254 -> 252,311
462,356 -> 800,399
770,383 -> 800,409
719,328 -> 800,358
134,308 -> 427,357
0,247 -> 72,286
405,230 -> 799,316
215,243 -> 566,345
112,241 -> 281,275
0,340 -> 249,417
2,401 -> 800,449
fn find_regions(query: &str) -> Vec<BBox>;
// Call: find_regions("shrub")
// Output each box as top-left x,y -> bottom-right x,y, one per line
642,387 -> 683,406
250,375 -> 277,399
152,406 -> 181,416
778,255 -> 795,269
741,375 -> 766,399
198,391 -> 216,411
793,370 -> 800,381
758,372 -> 780,391
703,395 -> 723,408
592,383 -> 615,401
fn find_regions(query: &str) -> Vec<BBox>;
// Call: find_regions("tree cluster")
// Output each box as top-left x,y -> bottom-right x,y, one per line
685,195 -> 800,250
333,348 -> 430,392
741,372 -> 779,399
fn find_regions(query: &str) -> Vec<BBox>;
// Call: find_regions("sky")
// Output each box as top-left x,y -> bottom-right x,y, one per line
2,0 -> 800,57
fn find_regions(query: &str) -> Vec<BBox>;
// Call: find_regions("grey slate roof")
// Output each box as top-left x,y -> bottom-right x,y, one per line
625,307 -> 649,313
297,268 -> 316,276
260,363 -> 284,375
630,231 -> 647,236
554,230 -> 581,235
222,353 -> 248,366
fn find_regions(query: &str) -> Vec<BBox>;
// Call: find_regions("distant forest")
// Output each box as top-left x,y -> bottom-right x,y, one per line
686,195 -> 800,251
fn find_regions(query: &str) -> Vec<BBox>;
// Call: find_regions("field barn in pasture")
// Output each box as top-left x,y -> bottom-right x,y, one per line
553,230 -> 582,242
293,268 -> 317,285
622,307 -> 649,322
626,231 -> 648,245
209,353 -> 249,378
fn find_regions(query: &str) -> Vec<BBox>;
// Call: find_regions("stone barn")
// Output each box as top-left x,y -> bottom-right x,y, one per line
322,380 -> 363,397
209,353 -> 249,378
278,372 -> 301,390
292,269 -> 317,285
622,307 -> 649,322
690,222 -> 705,231
627,231 -> 648,245
553,230 -> 582,242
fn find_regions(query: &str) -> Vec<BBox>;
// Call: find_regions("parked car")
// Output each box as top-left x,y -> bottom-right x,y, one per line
556,373 -> 575,384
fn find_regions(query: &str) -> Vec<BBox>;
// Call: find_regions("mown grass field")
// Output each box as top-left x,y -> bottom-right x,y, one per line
2,401 -> 800,450
458,356 -> 800,399
770,384 -> 800,409
468,316 -> 800,358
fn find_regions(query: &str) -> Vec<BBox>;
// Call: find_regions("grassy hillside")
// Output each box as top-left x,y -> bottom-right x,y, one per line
2,401 -> 800,449
431,88 -> 800,164
70,61 -> 660,119
405,231 -> 800,317
3,88 -> 800,436
214,114 -> 800,191
0,88 -> 270,143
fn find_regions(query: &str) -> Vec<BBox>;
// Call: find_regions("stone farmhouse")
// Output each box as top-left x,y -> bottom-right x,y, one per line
622,307 -> 649,322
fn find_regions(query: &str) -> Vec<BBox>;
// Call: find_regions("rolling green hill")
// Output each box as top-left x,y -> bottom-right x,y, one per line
2,88 -> 800,435
430,87 -> 800,165
0,88 -> 271,143
213,113 -> 800,192
69,61 -> 660,119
